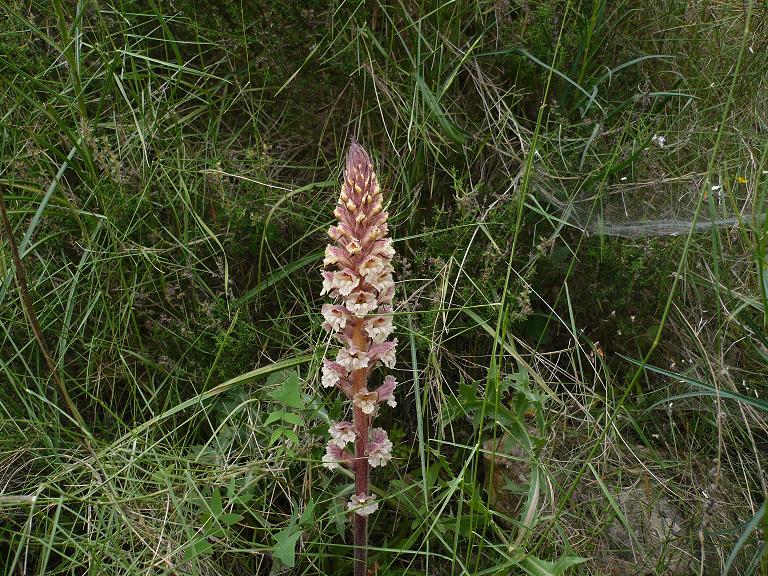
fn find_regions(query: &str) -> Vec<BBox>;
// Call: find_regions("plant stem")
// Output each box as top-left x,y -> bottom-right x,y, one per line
353,405 -> 369,576
351,321 -> 370,576
0,186 -> 91,446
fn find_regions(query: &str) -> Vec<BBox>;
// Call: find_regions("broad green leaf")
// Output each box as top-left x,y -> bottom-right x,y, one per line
299,499 -> 316,525
220,513 -> 244,526
264,411 -> 286,426
182,537 -> 214,562
210,487 -> 222,518
268,371 -> 305,409
265,410 -> 304,427
283,429 -> 300,445
522,555 -> 588,576
272,526 -> 303,567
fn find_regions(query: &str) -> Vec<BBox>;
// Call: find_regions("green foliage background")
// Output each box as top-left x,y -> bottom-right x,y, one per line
0,0 -> 766,574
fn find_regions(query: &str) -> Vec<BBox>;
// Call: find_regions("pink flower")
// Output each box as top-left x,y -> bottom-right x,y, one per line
368,340 -> 397,368
376,375 -> 397,408
369,270 -> 394,294
367,428 -> 393,467
345,290 -> 378,316
327,225 -> 344,241
364,315 -> 394,343
321,359 -> 345,388
362,225 -> 386,245
347,493 -> 378,517
371,238 -> 395,260
353,389 -> 378,415
379,338 -> 397,368
358,255 -> 387,284
329,421 -> 356,447
323,443 -> 351,470
321,304 -> 348,332
324,245 -> 352,268
320,270 -> 335,296
332,269 -> 360,297
345,238 -> 362,255
336,347 -> 370,371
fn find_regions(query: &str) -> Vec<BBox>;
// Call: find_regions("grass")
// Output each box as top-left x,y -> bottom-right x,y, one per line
0,0 -> 767,574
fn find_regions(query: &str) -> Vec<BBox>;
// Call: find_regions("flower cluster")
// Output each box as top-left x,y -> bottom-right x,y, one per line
320,140 -> 397,518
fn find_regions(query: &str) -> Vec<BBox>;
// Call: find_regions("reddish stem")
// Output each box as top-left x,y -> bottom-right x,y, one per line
351,322 -> 370,576
353,406 -> 369,576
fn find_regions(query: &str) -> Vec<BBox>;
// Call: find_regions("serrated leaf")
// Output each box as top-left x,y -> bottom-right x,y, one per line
459,381 -> 478,404
272,526 -> 303,567
268,371 -> 305,408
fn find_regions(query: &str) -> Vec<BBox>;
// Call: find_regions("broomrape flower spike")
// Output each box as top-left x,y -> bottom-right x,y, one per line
320,139 -> 398,576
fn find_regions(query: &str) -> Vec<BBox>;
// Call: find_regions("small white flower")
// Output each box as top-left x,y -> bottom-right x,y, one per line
372,239 -> 395,259
337,347 -> 370,372
321,361 -> 343,388
332,269 -> 360,297
321,304 -> 347,332
345,291 -> 378,316
364,315 -> 394,343
369,271 -> 394,294
359,255 -> 386,284
323,443 -> 345,470
368,428 -> 393,467
347,493 -> 378,517
320,271 -> 335,296
379,339 -> 397,368
323,245 -> 339,266
353,389 -> 378,415
651,134 -> 666,148
346,238 -> 362,255
329,421 -> 356,447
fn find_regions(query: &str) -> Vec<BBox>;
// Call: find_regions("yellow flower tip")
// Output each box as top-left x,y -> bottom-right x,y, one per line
736,176 -> 748,184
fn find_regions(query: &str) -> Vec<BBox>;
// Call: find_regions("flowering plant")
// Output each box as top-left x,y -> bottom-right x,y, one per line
320,140 -> 397,574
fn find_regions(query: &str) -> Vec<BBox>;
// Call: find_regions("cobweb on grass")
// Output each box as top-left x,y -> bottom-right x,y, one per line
540,172 -> 765,239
